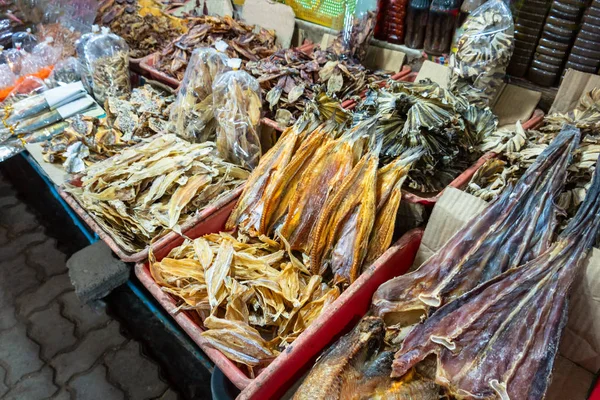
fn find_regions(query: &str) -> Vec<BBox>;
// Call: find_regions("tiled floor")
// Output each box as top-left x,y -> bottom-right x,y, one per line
0,175 -> 175,399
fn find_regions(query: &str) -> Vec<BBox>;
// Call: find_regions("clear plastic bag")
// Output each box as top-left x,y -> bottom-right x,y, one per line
75,24 -> 99,93
82,27 -> 130,104
168,43 -> 230,143
31,36 -> 63,67
449,0 -> 514,107
45,56 -> 80,87
0,45 -> 25,75
0,64 -> 16,90
12,27 -> 37,51
212,59 -> 262,170
329,0 -> 378,61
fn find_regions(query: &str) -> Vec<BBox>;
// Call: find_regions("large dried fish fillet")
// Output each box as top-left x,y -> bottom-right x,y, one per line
372,126 -> 580,326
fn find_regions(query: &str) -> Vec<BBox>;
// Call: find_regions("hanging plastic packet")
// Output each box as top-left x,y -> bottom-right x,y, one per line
12,27 -> 37,51
168,41 -> 230,143
329,0 -> 378,61
32,37 -> 62,67
0,64 -> 16,90
45,57 -> 80,87
82,27 -> 130,104
1,43 -> 25,75
75,24 -> 99,93
449,0 -> 514,108
212,58 -> 262,170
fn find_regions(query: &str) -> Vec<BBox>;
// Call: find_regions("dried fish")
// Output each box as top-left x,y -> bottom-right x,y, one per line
66,134 -> 248,253
449,0 -> 514,107
354,79 -> 497,192
373,126 -> 579,327
97,0 -> 186,59
213,69 -> 263,169
329,11 -> 377,62
150,231 -> 339,369
391,153 -> 600,400
42,84 -> 174,168
469,89 -> 600,216
167,47 -> 229,142
89,50 -> 131,104
35,23 -> 80,58
155,15 -> 279,81
246,47 -> 389,125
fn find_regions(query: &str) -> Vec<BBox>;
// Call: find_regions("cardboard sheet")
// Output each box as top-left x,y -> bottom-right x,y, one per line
415,60 -> 451,88
24,143 -> 68,187
493,84 -> 541,127
550,69 -> 600,115
242,0 -> 295,48
363,46 -> 405,72
415,188 -> 599,397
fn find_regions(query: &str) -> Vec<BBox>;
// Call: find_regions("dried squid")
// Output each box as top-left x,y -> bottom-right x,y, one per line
66,134 -> 248,253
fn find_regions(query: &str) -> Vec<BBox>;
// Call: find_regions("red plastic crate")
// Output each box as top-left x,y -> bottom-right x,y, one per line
135,218 -> 423,395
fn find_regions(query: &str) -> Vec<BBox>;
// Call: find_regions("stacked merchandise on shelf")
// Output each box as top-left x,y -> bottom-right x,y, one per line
507,0 -> 551,77
528,0 -> 588,86
565,1 -> 600,74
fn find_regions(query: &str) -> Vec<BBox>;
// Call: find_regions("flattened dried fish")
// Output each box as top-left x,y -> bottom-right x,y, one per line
66,135 -> 248,253
391,155 -> 600,399
372,126 -> 579,326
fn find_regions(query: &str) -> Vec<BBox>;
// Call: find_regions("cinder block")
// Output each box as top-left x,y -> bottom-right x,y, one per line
67,241 -> 129,303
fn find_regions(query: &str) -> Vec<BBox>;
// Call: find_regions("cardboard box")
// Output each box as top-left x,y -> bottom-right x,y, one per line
416,188 -> 599,398
242,0 -> 295,48
550,69 -> 600,115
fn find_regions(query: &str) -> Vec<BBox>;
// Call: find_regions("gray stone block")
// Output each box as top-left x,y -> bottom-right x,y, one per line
67,241 -> 129,303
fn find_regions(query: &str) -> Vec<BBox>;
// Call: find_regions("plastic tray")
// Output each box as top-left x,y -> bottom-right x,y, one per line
59,184 -> 244,263
135,220 -> 423,395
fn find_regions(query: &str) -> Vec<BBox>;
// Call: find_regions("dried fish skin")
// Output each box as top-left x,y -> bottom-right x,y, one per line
292,316 -> 385,400
310,144 -> 379,286
372,126 -> 580,326
391,157 -> 600,400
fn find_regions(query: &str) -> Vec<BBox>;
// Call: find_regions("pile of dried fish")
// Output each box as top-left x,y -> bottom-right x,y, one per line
355,79 -> 497,192
150,231 -> 340,370
96,0 -> 186,59
295,126 -> 588,400
468,89 -> 600,214
89,50 -> 131,104
449,0 -> 514,107
155,15 -> 278,81
246,46 -> 389,126
228,116 -> 421,286
66,134 -> 248,253
42,84 -> 174,172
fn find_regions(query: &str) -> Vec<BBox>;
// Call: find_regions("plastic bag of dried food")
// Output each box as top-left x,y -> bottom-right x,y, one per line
45,57 -> 81,87
12,28 -> 37,52
81,27 -> 130,104
75,24 -> 99,93
168,42 -> 230,143
31,36 -> 63,66
449,0 -> 514,107
0,64 -> 16,90
212,58 -> 262,170
329,0 -> 378,61
0,45 -> 26,75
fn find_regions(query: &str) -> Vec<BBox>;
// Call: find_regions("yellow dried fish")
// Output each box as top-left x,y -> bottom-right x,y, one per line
151,232 -> 339,369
